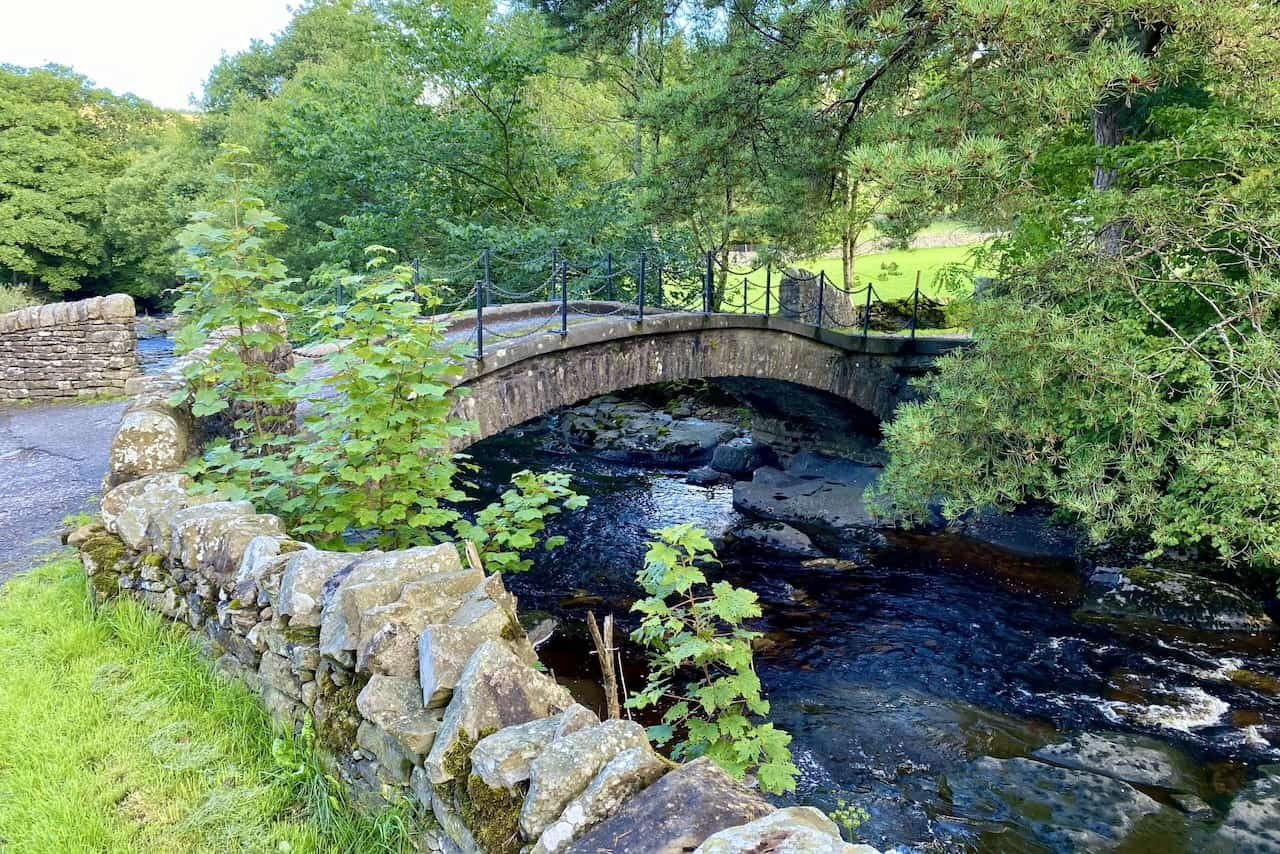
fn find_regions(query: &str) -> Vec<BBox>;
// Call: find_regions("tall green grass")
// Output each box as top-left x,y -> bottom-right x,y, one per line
0,555 -> 416,853
0,283 -> 40,315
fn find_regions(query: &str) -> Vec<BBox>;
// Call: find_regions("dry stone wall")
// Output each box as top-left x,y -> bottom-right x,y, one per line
77,336 -> 878,854
0,294 -> 139,402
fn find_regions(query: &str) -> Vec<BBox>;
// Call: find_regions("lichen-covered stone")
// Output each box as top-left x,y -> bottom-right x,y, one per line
520,719 -> 651,840
357,720 -> 416,785
166,500 -> 254,566
101,472 -> 192,549
319,545 -> 463,657
356,674 -> 443,756
108,406 -> 190,483
693,806 -> 878,854
424,640 -> 573,785
258,650 -> 303,701
532,744 -> 666,853
418,595 -> 522,706
564,758 -> 774,854
276,550 -> 359,627
471,704 -> 599,792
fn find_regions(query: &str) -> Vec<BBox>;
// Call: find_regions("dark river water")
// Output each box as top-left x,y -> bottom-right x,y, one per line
465,424 -> 1280,853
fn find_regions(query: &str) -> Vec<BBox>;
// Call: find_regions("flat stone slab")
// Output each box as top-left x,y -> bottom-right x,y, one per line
564,757 -> 774,854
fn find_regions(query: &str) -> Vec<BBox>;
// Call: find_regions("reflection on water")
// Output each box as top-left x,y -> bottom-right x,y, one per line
467,427 -> 1280,853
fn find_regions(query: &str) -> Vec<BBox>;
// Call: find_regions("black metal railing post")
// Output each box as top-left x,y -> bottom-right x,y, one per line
637,252 -> 647,322
817,271 -> 827,328
862,282 -> 873,340
477,249 -> 489,359
411,258 -> 420,304
559,260 -> 568,337
703,251 -> 713,313
764,265 -> 771,316
606,252 -> 614,302
742,277 -> 748,314
911,270 -> 921,342
335,276 -> 342,308
655,263 -> 663,307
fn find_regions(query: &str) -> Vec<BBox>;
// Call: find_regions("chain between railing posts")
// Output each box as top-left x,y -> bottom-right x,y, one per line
477,249 -> 489,359
703,251 -> 713,313
606,252 -> 614,302
637,252 -> 646,322
911,270 -> 921,342
817,270 -> 827,328
764,265 -> 771,316
559,260 -> 568,336
863,282 -> 873,340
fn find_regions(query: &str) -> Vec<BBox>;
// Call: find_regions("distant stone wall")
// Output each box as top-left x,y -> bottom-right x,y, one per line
0,294 -> 139,402
81,335 -> 877,854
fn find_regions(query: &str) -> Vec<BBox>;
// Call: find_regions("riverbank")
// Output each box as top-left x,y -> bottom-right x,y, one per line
462,382 -> 1280,853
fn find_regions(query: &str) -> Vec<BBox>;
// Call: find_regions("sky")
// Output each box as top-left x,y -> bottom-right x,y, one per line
0,0 -> 298,110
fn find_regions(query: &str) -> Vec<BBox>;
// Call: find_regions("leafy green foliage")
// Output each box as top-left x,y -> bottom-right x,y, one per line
280,249 -> 474,549
830,799 -> 870,842
171,148 -> 299,464
627,523 -> 798,794
454,470 -> 587,573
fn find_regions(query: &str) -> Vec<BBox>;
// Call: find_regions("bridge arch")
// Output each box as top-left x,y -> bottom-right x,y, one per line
449,310 -> 965,450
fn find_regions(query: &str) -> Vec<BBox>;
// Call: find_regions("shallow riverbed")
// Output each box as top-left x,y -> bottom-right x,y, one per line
465,425 -> 1280,853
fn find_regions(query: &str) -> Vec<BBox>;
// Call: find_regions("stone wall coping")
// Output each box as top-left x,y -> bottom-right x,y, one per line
0,293 -> 135,334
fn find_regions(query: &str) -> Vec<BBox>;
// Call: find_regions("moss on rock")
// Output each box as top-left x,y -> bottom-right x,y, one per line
315,673 -> 366,751
442,729 -> 525,854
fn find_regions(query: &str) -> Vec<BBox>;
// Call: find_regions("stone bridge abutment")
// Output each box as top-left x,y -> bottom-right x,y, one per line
450,312 -> 966,449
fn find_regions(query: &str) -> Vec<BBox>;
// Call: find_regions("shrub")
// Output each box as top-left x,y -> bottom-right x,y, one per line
627,523 -> 798,795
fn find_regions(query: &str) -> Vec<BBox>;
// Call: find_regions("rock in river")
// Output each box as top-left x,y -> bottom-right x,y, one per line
1078,564 -> 1273,633
1031,731 -> 1197,791
732,456 -> 886,554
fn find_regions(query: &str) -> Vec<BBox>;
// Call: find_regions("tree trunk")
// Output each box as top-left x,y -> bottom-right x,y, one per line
841,172 -> 857,289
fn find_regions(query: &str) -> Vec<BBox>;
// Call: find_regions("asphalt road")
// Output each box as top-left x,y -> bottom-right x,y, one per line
0,399 -> 126,583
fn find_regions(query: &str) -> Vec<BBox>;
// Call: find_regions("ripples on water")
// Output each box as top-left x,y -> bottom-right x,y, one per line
467,427 -> 1280,852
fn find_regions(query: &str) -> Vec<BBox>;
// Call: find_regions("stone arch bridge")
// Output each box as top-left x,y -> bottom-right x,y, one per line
441,302 -> 969,449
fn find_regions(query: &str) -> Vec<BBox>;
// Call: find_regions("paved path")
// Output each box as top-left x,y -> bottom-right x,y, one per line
0,399 -> 126,583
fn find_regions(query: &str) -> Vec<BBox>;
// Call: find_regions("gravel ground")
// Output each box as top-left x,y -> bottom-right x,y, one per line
0,399 -> 126,584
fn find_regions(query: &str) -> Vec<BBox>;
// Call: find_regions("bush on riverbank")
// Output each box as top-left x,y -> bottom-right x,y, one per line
0,555 -> 415,852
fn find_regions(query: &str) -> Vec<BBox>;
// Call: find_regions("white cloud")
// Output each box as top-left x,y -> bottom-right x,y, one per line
0,0 -> 298,109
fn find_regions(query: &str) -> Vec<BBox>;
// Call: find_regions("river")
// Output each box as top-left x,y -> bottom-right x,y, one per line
464,416 -> 1280,853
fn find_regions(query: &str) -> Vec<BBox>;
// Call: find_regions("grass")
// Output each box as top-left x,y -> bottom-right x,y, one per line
0,554 -> 417,853
0,283 -> 40,315
660,242 -> 990,315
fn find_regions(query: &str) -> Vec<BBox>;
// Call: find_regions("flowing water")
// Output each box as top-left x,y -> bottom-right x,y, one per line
466,424 -> 1280,853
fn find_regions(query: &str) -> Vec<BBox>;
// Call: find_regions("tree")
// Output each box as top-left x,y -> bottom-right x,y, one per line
0,65 -> 165,294
862,1 -> 1280,579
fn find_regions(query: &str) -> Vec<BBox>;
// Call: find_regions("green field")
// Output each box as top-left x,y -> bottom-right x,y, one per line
741,243 -> 987,308
0,556 -> 414,853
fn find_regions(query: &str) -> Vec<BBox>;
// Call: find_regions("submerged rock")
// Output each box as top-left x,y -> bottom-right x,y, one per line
1031,731 -> 1197,791
946,756 -> 1164,851
1078,564 -> 1273,633
1212,767 -> 1280,852
732,521 -> 823,558
564,757 -> 773,854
